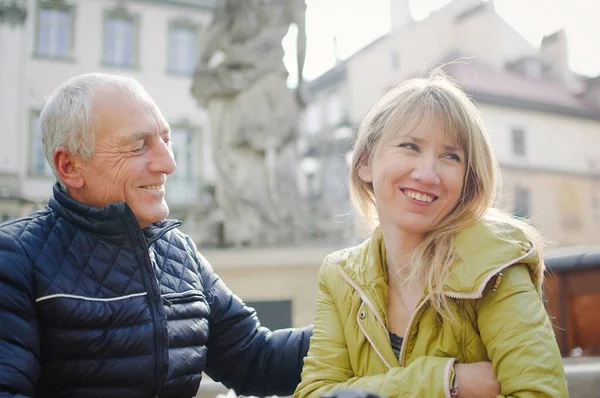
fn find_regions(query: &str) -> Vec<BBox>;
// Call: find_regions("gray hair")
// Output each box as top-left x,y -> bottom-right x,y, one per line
40,73 -> 149,185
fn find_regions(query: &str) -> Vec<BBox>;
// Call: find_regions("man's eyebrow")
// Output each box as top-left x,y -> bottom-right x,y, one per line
117,129 -> 170,146
117,131 -> 150,147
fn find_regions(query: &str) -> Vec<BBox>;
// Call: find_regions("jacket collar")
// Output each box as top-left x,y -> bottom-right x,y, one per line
443,217 -> 540,297
48,182 -> 181,245
339,216 -> 541,300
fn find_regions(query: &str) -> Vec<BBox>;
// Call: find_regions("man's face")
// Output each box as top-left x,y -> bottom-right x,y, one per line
76,85 -> 176,228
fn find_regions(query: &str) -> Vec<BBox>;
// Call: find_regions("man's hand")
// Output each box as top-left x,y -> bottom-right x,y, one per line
455,361 -> 500,398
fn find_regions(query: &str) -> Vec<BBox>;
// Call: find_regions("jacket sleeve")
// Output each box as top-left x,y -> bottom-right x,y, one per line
295,262 -> 456,398
0,226 -> 40,397
476,264 -> 568,397
189,240 -> 312,397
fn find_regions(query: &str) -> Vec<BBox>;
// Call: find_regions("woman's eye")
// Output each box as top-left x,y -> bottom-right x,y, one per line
399,142 -> 419,151
444,153 -> 462,162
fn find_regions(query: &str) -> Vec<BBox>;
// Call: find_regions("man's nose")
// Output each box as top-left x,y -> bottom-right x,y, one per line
411,155 -> 440,185
149,139 -> 177,175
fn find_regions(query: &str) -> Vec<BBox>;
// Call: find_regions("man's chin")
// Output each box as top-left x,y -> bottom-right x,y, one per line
135,207 -> 169,228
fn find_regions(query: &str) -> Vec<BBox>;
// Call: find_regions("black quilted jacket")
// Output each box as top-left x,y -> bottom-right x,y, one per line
0,184 -> 312,398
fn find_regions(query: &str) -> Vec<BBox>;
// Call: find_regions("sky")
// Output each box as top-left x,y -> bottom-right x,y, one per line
282,0 -> 600,83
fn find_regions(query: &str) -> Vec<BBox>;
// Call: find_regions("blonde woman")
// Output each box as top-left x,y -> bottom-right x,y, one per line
295,72 -> 568,398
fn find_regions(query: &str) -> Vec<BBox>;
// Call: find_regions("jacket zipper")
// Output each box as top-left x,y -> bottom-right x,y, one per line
398,299 -> 428,366
399,246 -> 536,366
336,265 -> 393,369
124,214 -> 168,395
337,245 -> 535,368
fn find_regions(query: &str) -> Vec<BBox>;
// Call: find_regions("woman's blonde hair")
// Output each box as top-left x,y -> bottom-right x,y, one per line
349,69 -> 545,319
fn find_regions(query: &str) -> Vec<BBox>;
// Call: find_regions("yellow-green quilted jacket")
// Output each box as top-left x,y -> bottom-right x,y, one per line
295,219 -> 568,397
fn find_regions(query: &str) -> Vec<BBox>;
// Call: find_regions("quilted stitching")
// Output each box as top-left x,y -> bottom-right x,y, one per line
33,221 -> 146,298
153,233 -> 201,294
0,187 -> 212,397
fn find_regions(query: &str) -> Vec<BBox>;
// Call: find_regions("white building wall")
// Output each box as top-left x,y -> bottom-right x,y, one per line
453,3 -> 535,69
302,0 -> 600,246
481,105 -> 600,173
344,0 -> 537,124
0,23 -> 28,176
6,0 -> 213,202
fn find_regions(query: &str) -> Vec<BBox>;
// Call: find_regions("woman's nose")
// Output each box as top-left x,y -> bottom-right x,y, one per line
411,156 -> 440,185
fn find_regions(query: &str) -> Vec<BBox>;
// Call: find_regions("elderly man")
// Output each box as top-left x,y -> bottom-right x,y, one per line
0,73 -> 312,398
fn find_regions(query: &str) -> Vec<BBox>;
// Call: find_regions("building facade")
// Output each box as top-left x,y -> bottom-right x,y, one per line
0,0 -> 216,230
300,0 -> 600,247
0,2 -> 328,396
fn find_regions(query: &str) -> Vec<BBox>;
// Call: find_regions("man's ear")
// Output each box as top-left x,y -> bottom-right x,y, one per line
53,147 -> 84,189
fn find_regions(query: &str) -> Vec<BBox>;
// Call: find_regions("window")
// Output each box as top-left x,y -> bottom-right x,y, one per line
513,186 -> 530,218
103,10 -> 138,67
170,127 -> 193,181
304,104 -> 321,135
36,4 -> 72,58
30,113 -> 53,177
326,93 -> 344,127
245,300 -> 292,330
511,127 -> 526,156
168,24 -> 197,75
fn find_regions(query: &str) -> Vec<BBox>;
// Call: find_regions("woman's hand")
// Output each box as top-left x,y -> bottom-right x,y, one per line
455,362 -> 500,398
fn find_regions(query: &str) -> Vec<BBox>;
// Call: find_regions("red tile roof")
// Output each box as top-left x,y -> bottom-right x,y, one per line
440,57 -> 600,117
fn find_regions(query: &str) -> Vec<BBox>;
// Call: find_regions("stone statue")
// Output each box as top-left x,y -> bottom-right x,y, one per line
192,0 -> 307,247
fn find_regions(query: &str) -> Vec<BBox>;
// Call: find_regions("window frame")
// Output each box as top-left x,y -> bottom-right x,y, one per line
326,92 -> 344,128
166,19 -> 200,76
169,124 -> 196,182
101,5 -> 140,69
511,127 -> 527,157
33,0 -> 76,61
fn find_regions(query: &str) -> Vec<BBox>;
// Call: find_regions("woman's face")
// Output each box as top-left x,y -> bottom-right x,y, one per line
359,117 -> 466,238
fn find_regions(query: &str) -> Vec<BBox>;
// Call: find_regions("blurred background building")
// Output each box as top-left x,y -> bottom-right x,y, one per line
1,0 -> 600,328
299,0 -> 600,248
0,0 -> 216,231
1,0 -> 600,396
2,0 -> 599,248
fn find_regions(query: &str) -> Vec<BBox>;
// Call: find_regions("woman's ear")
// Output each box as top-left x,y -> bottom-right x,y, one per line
357,154 -> 373,183
53,147 -> 84,189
